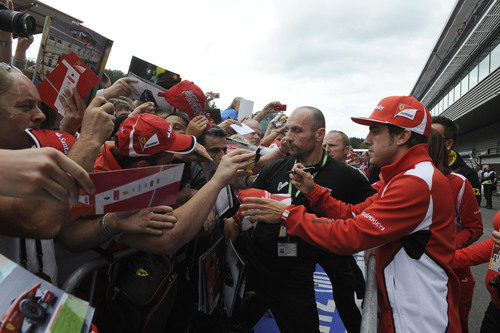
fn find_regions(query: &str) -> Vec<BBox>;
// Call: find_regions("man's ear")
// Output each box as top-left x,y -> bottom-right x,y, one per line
397,129 -> 412,146
445,138 -> 454,150
135,159 -> 151,168
316,128 -> 325,142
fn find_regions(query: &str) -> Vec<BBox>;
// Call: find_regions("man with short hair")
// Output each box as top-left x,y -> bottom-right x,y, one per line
432,116 -> 481,204
242,119 -> 261,146
323,130 -> 350,162
242,96 -> 460,332
234,106 -> 375,332
0,64 -> 115,282
198,126 -> 228,164
60,114 -> 254,256
482,165 -> 496,209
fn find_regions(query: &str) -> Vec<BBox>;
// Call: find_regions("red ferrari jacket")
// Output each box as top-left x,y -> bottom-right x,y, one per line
93,143 -> 122,172
454,210 -> 500,309
281,144 -> 460,333
447,172 -> 483,249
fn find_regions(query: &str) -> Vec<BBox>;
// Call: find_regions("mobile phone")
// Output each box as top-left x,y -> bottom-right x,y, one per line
271,112 -> 287,128
288,166 -> 315,174
245,148 -> 261,172
275,103 -> 287,111
213,93 -> 220,98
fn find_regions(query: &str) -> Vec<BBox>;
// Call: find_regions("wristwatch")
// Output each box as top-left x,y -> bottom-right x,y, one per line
0,40 -> 12,47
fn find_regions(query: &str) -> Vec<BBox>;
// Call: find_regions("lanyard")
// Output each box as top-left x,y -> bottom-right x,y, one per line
288,153 -> 328,198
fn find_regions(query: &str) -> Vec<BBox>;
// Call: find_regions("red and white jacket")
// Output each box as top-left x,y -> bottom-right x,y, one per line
453,210 -> 500,309
446,172 -> 482,249
281,144 -> 460,333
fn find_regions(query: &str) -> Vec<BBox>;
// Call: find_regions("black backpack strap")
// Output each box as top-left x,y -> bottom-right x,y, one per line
20,238 -> 27,269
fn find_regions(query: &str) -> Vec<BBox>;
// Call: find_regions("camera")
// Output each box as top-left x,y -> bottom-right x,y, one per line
0,4 -> 36,37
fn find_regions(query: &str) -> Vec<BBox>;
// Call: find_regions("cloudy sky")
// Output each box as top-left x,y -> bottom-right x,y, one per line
24,0 -> 455,138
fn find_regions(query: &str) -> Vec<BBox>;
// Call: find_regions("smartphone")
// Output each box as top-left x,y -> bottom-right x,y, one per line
271,112 -> 287,128
213,93 -> 220,98
245,148 -> 261,172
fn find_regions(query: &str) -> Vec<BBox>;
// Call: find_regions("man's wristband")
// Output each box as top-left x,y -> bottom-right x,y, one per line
99,213 -> 115,237
280,207 -> 291,225
0,40 -> 11,47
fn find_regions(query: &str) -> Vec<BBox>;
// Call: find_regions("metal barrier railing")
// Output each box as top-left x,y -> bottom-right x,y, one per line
62,248 -> 138,305
360,255 -> 377,333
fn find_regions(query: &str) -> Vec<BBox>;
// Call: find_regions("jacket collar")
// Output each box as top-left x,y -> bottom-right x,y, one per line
379,143 -> 432,184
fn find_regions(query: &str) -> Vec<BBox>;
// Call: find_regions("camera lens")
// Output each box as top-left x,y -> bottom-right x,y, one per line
0,4 -> 36,37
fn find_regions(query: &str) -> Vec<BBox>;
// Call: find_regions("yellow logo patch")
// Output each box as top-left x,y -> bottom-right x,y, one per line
136,268 -> 149,277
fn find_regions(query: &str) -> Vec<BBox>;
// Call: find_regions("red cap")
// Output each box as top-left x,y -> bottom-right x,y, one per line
158,80 -> 206,119
116,114 -> 196,157
25,129 -> 76,155
351,96 -> 431,137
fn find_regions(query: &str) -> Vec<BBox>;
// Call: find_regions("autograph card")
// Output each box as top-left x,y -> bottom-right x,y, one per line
488,248 -> 500,273
37,52 -> 100,116
70,164 -> 184,216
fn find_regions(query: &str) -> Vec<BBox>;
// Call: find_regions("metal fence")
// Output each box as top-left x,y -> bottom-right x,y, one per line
62,248 -> 138,305
360,255 -> 377,333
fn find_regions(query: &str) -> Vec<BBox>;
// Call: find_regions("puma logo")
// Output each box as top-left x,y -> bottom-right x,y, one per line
277,181 -> 288,191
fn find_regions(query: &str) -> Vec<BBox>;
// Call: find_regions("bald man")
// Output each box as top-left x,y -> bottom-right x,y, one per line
233,106 -> 375,333
243,119 -> 262,146
323,130 -> 350,162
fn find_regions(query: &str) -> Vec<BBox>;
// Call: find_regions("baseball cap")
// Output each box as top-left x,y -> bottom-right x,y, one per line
351,96 -> 431,137
157,80 -> 206,119
116,113 -> 196,157
25,129 -> 76,155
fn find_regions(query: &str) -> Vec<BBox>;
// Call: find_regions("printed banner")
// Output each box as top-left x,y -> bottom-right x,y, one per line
37,52 -> 100,116
71,164 -> 184,216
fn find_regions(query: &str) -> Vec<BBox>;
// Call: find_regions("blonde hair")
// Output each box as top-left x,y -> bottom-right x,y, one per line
228,97 -> 243,110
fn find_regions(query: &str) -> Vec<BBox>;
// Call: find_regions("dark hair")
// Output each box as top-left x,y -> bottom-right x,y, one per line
166,109 -> 190,126
110,145 -> 163,169
432,116 -> 458,142
387,124 -> 428,148
427,129 -> 451,175
198,126 -> 227,145
299,106 -> 325,131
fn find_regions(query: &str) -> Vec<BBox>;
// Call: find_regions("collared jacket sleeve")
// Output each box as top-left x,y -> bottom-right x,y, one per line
453,238 -> 493,269
303,184 -> 379,220
455,179 -> 483,249
284,174 -> 431,255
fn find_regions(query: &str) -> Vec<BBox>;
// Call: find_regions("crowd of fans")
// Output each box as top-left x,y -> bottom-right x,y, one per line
0,2 -> 499,332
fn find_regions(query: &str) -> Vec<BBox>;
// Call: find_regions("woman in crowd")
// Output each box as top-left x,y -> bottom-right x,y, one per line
427,128 -> 483,333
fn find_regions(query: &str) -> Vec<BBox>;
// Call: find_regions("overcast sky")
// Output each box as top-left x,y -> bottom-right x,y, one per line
25,0 -> 456,138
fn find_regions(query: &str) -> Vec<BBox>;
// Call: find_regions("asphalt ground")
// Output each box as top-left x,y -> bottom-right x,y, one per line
468,195 -> 499,332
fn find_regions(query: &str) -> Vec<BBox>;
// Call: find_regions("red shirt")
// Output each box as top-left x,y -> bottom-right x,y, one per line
93,143 -> 122,172
447,172 -> 483,249
281,144 -> 460,333
454,210 -> 500,309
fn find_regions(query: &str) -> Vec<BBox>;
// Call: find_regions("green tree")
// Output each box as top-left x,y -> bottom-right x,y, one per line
349,137 -> 365,149
104,68 -> 126,84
